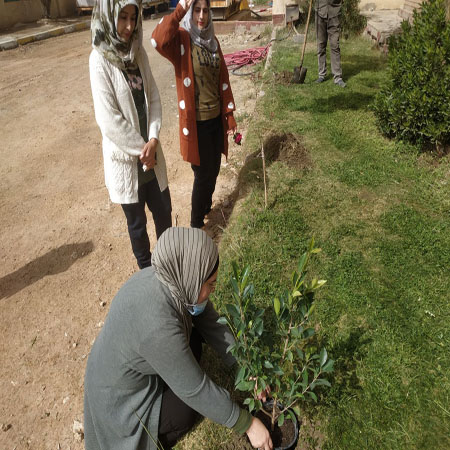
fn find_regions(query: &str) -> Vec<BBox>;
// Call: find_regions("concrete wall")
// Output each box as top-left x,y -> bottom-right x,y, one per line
0,0 -> 76,30
272,0 -> 303,26
272,0 -> 405,25
359,0 -> 403,10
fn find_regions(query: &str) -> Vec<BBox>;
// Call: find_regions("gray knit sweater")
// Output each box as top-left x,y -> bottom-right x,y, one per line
84,267 -> 240,450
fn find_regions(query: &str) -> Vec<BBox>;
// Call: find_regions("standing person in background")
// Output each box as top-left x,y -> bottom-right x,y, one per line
151,0 -> 237,229
89,0 -> 172,269
315,0 -> 346,87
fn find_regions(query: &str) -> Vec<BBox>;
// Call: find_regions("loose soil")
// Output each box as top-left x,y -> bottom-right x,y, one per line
255,405 -> 298,449
263,132 -> 312,170
0,15 -> 263,449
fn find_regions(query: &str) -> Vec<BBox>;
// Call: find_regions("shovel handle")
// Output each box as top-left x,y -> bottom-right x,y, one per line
300,0 -> 313,66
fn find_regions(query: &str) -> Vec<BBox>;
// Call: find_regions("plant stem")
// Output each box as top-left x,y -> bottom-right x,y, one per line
271,398 -> 277,432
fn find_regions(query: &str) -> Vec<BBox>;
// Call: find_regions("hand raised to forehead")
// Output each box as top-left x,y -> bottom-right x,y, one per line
180,0 -> 195,10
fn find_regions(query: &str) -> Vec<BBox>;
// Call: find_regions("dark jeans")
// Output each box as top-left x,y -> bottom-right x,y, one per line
190,115 -> 224,228
158,328 -> 203,450
121,177 -> 172,269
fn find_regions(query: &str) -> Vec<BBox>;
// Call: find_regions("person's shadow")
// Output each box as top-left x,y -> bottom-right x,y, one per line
0,241 -> 94,300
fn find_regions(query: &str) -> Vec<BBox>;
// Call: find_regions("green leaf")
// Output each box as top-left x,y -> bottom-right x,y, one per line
287,410 -> 296,423
274,365 -> 284,376
322,359 -> 334,373
308,237 -> 315,252
302,370 -> 309,386
256,319 -> 264,336
264,360 -> 274,369
308,391 -> 318,402
293,405 -> 301,416
236,380 -> 252,391
226,304 -> 240,319
303,328 -> 315,339
230,277 -> 239,296
226,343 -> 235,353
278,413 -> 285,427
297,253 -> 308,275
315,379 -> 331,387
319,348 -> 328,367
217,316 -> 229,325
273,297 -> 280,317
236,366 -> 246,384
243,284 -> 253,300
241,266 -> 250,288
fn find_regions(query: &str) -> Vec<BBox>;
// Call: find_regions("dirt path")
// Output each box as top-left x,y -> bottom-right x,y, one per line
0,16 -> 262,449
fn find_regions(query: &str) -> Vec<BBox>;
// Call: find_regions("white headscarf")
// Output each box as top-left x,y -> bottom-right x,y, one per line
91,0 -> 143,70
152,227 -> 219,338
180,0 -> 218,53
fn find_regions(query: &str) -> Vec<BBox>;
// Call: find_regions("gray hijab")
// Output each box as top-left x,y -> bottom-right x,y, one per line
152,227 -> 219,338
91,0 -> 142,70
180,0 -> 218,53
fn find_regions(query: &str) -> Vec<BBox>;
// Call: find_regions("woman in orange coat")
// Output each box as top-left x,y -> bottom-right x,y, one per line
152,0 -> 237,229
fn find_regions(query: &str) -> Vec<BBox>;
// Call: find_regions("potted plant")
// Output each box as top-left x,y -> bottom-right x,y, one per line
218,239 -> 334,449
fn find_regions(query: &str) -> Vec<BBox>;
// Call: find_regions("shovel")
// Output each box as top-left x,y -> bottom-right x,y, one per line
292,0 -> 314,84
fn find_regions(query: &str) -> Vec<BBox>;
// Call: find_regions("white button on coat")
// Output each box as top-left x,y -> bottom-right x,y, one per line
222,83 -> 228,91
183,128 -> 189,136
183,77 -> 191,87
181,44 -> 185,56
228,102 -> 234,109
151,38 -> 157,48
179,100 -> 185,110
159,18 -> 164,24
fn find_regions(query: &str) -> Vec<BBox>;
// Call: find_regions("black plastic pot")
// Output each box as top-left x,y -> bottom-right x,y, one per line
255,400 -> 299,450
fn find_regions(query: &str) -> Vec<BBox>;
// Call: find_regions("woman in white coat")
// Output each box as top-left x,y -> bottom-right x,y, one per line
89,0 -> 172,269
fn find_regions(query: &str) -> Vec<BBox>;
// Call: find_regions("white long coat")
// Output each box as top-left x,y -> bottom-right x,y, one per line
89,47 -> 168,204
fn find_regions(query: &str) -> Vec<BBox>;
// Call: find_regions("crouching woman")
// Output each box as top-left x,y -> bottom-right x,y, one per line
84,227 -> 273,450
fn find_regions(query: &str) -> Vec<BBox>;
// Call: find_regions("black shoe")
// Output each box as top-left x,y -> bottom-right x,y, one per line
335,78 -> 346,87
315,77 -> 325,83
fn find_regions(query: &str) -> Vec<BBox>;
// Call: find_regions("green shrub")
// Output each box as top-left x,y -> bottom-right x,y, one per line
373,0 -> 450,152
340,0 -> 367,37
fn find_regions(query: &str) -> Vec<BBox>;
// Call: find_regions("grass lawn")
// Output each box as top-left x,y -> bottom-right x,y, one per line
175,33 -> 450,449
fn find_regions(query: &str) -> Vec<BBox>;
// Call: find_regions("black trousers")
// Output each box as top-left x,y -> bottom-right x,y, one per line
158,328 -> 203,449
190,115 -> 224,228
121,177 -> 172,269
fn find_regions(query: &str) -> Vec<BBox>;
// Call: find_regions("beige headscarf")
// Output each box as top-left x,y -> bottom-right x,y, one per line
152,227 -> 219,338
91,0 -> 143,70
180,0 -> 218,53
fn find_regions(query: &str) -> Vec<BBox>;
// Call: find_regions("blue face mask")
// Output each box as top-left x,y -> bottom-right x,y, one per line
188,300 -> 208,316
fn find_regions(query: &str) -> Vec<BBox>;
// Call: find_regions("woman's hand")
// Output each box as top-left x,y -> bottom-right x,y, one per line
227,126 -> 237,136
246,417 -> 273,450
140,138 -> 158,170
179,0 -> 194,10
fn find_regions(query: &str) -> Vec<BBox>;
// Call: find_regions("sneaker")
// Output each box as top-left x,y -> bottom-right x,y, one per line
315,77 -> 325,83
335,78 -> 346,87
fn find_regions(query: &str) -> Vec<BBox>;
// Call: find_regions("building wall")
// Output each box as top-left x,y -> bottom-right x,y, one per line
0,0 -> 76,30
272,0 -> 405,25
359,0 -> 403,10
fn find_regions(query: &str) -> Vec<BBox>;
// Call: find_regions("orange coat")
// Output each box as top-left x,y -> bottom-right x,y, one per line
151,4 -> 237,166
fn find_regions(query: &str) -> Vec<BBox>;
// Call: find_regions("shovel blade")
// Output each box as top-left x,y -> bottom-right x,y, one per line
292,66 -> 308,84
